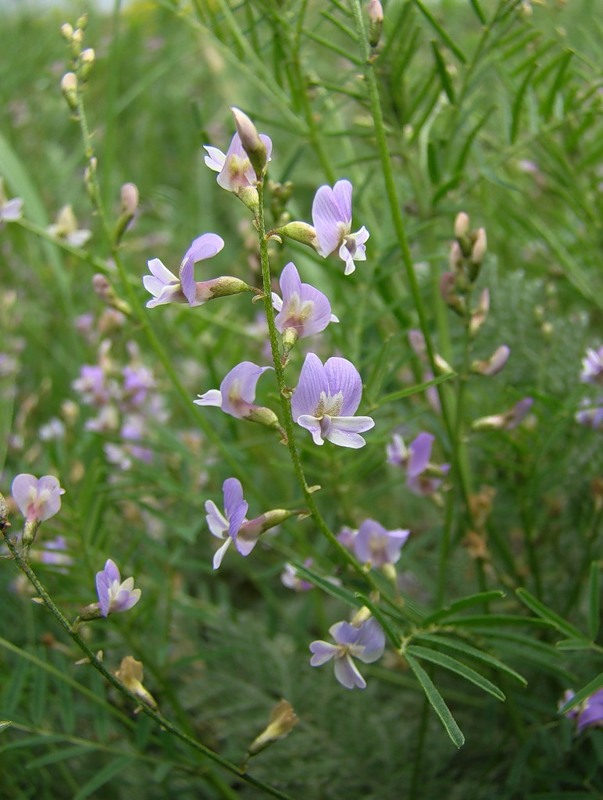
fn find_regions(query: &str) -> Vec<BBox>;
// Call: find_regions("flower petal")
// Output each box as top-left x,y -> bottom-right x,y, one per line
194,389 -> 223,408
291,353 -> 328,420
324,357 -> 362,415
205,499 -> 229,539
355,618 -> 386,663
309,640 -> 338,665
296,414 -> 324,445
220,362 -> 272,418
312,185 -> 343,257
326,415 -> 375,448
334,654 -> 366,689
332,180 -> 353,225
407,433 -> 434,477
203,146 -> 226,172
213,537 -> 232,570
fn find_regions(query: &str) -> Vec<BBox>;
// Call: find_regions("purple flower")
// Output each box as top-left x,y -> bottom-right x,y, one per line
309,617 -> 385,689
581,347 -> 603,385
561,689 -> 603,733
73,364 -> 111,406
143,233 -> 225,308
95,558 -> 141,617
0,178 -> 23,222
575,400 -> 603,430
311,180 -> 369,275
291,353 -> 374,448
473,398 -> 534,431
204,131 -> 272,194
47,205 -> 91,247
11,474 -> 65,523
194,361 -> 272,420
387,432 -> 449,495
281,560 -> 315,592
272,262 -> 338,339
38,536 -> 73,569
351,519 -> 410,567
205,477 -> 250,569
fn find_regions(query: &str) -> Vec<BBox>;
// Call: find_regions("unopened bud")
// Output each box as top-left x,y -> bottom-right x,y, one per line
247,700 -> 299,756
448,240 -> 464,271
469,288 -> 490,336
113,182 -> 139,244
472,397 -> 534,431
75,14 -> 88,30
79,48 -> 95,80
92,273 -> 131,315
454,212 -> 470,239
232,107 -> 268,180
115,656 -> 157,710
60,22 -> 74,41
351,606 -> 373,626
471,227 -> 487,266
274,220 -> 319,251
434,354 -> 455,375
61,72 -> 79,110
245,405 -> 282,432
120,182 -> 139,216
471,345 -> 510,376
367,0 -> 384,47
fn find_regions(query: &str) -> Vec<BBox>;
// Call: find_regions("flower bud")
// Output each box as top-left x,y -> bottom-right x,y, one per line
245,405 -> 282,432
79,48 -> 95,81
60,22 -> 74,41
439,271 -> 466,315
120,182 -> 139,216
454,211 -> 470,239
232,107 -> 268,181
367,0 -> 384,47
471,227 -> 487,266
274,220 -> 319,250
115,656 -> 157,710
471,345 -> 510,376
247,700 -> 299,756
61,72 -> 79,111
469,288 -> 490,337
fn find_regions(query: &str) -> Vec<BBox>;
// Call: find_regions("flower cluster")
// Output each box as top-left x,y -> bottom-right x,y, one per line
72,332 -> 167,470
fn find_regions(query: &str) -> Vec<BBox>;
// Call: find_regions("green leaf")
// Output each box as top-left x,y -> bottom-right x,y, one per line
558,673 -> 603,716
407,645 -> 505,701
414,633 -> 526,686
422,591 -> 506,625
73,756 -> 134,800
446,613 -> 550,629
412,0 -> 467,64
0,721 -> 13,734
405,654 -> 465,748
510,63 -> 537,143
292,562 -> 362,609
469,0 -> 486,24
541,49 -> 573,120
431,40 -> 455,103
588,561 -> 600,641
555,639 -> 594,651
27,744 -> 96,770
516,588 -> 587,641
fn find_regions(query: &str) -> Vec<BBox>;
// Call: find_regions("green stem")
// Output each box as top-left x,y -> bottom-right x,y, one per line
256,184 -> 389,595
350,0 -> 475,597
1,528 -> 292,800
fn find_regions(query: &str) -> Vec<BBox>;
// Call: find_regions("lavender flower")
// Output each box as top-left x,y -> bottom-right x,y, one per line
194,361 -> 272,420
560,689 -> 603,733
281,560 -> 314,592
291,353 -> 374,448
309,618 -> 385,689
0,178 -> 23,222
11,474 -> 65,523
575,400 -> 603,430
95,559 -> 141,617
350,519 -> 410,567
272,262 -> 338,342
204,131 -> 272,194
387,432 -> 449,495
143,233 -> 225,308
472,398 -> 534,431
580,347 -> 603,385
47,205 -> 91,247
206,478 -> 296,569
311,180 -> 369,275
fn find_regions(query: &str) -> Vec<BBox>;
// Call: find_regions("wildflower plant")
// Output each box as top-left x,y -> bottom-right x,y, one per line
2,2 -> 603,799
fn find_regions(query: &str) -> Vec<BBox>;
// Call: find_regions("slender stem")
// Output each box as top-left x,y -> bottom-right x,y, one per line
350,0 -> 476,602
1,527 -> 292,800
256,184 -> 389,596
